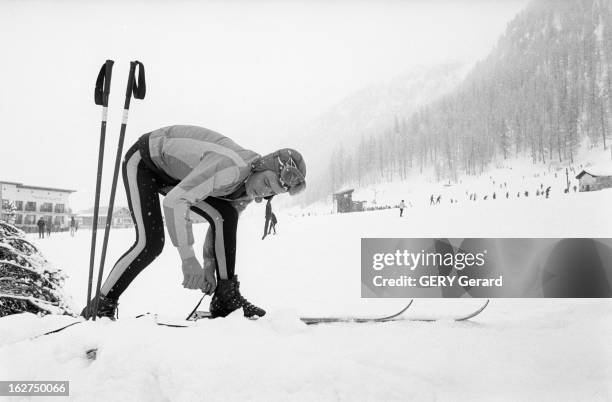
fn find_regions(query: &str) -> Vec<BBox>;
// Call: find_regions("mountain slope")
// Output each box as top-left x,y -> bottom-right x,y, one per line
326,0 -> 612,195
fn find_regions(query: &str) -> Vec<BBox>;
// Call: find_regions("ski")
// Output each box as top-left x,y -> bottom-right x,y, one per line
299,299 -> 489,325
299,300 -> 414,325
406,299 -> 489,322
84,301 -> 488,360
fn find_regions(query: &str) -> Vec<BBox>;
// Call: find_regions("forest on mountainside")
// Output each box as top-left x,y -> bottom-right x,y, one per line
327,0 -> 612,193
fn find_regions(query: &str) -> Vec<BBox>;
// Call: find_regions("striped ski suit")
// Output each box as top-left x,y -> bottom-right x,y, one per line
101,125 -> 259,300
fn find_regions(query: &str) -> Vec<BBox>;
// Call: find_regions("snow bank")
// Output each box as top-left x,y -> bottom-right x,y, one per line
1,300 -> 610,401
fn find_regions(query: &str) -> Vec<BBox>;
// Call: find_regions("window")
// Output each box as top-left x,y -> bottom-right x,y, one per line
14,214 -> 23,224
40,203 -> 53,213
25,202 -> 37,212
54,204 -> 65,213
1,200 -> 10,210
15,201 -> 23,211
53,216 -> 63,225
24,214 -> 36,225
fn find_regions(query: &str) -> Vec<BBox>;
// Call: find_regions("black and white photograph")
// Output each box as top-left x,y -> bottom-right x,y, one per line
1,0 -> 611,400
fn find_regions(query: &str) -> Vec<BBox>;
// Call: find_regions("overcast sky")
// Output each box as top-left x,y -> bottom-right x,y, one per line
0,0 -> 528,210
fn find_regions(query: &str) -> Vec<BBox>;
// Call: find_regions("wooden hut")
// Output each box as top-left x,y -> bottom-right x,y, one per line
576,167 -> 612,192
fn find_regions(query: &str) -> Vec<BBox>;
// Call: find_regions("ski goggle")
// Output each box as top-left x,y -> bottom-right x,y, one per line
278,157 -> 305,193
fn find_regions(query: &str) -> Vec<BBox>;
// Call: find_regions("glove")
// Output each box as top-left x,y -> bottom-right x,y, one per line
181,257 -> 206,290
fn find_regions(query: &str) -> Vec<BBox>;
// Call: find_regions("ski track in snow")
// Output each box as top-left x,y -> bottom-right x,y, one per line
1,187 -> 611,401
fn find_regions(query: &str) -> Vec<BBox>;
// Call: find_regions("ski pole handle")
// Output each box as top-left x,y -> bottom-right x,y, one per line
94,59 -> 114,107
125,61 -> 146,104
121,61 -> 146,123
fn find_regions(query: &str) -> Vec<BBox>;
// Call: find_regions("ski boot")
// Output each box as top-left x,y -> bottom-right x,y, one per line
81,294 -> 118,320
209,275 -> 266,319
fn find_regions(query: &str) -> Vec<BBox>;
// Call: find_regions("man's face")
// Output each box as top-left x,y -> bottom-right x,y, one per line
245,170 -> 287,200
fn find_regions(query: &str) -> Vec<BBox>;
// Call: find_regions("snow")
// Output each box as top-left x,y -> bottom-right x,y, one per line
1,148 -> 612,400
578,164 -> 612,178
595,20 -> 604,42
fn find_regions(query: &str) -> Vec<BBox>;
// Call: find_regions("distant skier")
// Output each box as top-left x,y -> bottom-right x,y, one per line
430,195 -> 435,205
399,200 -> 406,217
82,125 -> 307,320
70,216 -> 76,237
268,212 -> 277,235
46,221 -> 52,237
436,195 -> 441,204
37,218 -> 45,239
545,186 -> 551,198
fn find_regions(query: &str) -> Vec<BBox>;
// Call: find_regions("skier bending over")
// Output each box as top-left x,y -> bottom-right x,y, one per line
83,125 -> 306,320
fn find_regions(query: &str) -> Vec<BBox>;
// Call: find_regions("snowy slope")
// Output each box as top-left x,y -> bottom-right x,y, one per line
298,144 -> 612,215
1,178 -> 611,401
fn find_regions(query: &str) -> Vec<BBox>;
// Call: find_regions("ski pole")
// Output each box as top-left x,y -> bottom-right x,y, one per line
186,294 -> 208,320
92,61 -> 146,320
85,60 -> 114,317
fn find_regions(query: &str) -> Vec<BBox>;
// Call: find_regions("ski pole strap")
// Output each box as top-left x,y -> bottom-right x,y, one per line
130,61 -> 146,100
94,59 -> 114,106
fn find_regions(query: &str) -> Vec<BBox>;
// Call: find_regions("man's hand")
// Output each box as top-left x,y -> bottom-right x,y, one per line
181,257 -> 206,290
203,267 -> 217,295
202,257 -> 217,295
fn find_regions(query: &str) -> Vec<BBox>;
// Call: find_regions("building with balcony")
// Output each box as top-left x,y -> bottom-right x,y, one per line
0,181 -> 76,232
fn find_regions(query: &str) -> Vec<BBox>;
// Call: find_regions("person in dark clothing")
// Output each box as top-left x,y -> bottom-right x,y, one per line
37,218 -> 45,239
399,200 -> 406,217
46,221 -> 52,237
70,216 -> 76,237
262,196 -> 273,240
269,212 -> 278,235
82,125 -> 306,321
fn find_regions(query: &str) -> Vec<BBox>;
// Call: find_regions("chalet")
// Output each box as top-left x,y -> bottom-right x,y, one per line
575,167 -> 612,192
78,206 -> 133,228
333,189 -> 365,213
